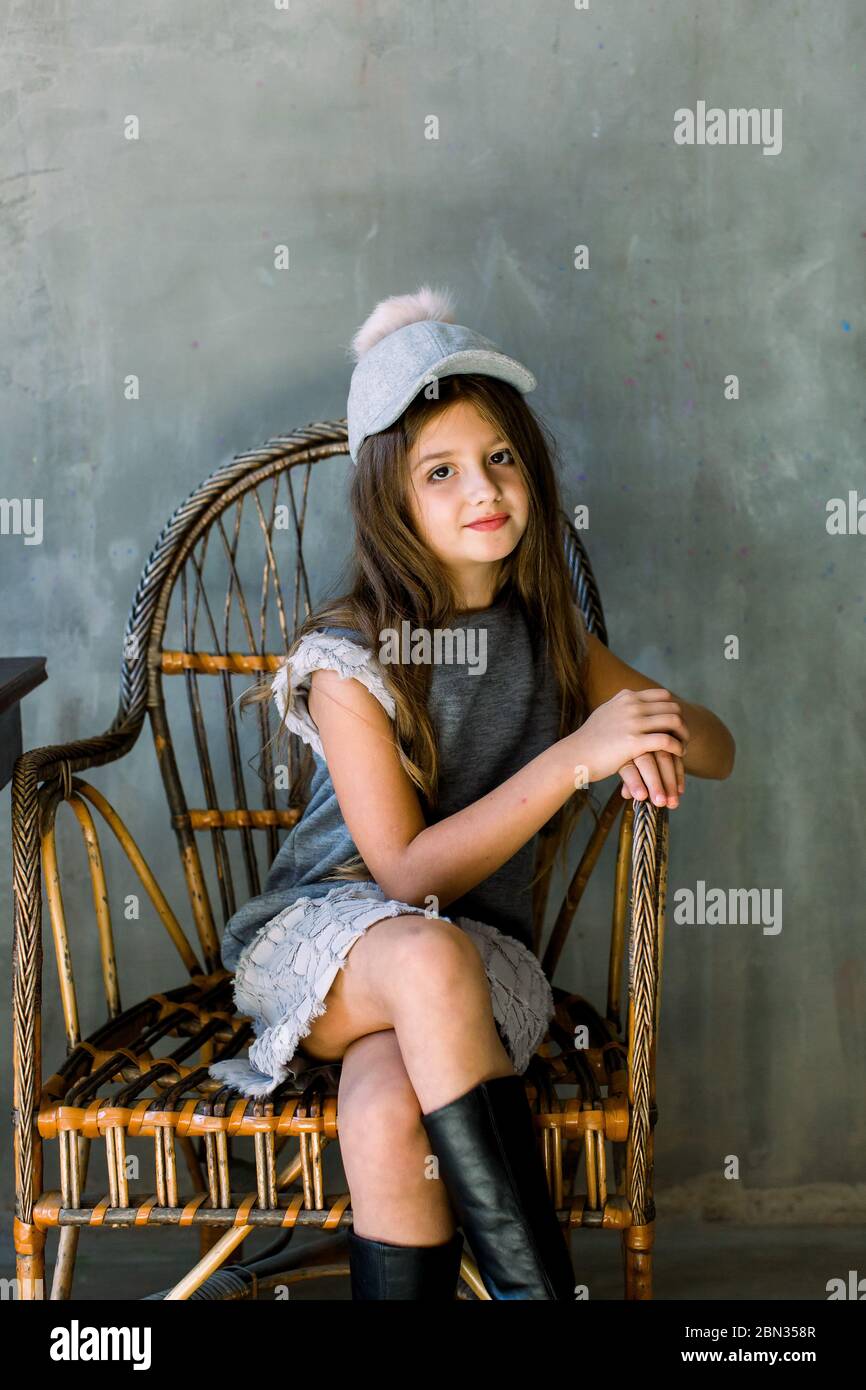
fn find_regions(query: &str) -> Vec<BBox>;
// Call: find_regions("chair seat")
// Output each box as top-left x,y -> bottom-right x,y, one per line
32,971 -> 639,1250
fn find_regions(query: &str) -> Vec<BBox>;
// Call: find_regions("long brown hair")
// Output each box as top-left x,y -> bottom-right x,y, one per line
243,373 -> 595,892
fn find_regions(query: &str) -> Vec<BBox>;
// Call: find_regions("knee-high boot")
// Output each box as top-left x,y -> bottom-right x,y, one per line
420,1072 -> 575,1300
346,1227 -> 464,1300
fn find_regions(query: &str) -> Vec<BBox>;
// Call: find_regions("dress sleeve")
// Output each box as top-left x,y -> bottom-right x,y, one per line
271,630 -> 396,759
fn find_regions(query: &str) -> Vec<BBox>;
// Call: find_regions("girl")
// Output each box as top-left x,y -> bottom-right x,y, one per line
209,286 -> 735,1300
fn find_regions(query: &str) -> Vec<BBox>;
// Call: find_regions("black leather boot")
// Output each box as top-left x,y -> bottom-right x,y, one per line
346,1227 -> 464,1300
420,1072 -> 575,1300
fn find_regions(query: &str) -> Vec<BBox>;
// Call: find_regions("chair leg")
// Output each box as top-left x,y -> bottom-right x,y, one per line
420,1073 -> 575,1300
622,1221 -> 654,1300
51,1227 -> 81,1300
14,1219 -> 46,1301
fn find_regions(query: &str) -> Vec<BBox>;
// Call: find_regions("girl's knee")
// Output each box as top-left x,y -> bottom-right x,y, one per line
391,915 -> 485,989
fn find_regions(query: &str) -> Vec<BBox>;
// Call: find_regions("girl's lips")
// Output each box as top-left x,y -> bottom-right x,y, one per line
466,514 -> 509,531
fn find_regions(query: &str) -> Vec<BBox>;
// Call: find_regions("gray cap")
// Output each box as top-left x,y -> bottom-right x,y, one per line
346,318 -> 537,465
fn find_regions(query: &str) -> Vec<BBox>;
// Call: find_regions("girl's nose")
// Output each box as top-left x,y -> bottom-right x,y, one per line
464,471 -> 501,501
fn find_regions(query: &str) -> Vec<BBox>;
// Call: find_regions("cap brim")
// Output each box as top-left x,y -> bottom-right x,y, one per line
364,347 -> 537,438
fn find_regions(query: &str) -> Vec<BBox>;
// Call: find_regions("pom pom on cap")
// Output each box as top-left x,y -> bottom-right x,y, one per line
348,284 -> 458,363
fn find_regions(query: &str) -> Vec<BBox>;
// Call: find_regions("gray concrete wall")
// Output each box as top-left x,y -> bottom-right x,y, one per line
1,0 -> 863,1229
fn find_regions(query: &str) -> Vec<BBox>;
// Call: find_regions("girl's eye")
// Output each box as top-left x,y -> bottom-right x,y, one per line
427,449 -> 514,483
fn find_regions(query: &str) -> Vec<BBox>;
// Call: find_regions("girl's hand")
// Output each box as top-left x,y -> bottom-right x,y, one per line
566,688 -> 689,786
619,750 -> 686,808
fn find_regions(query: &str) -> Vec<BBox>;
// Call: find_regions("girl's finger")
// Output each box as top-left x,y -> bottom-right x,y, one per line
675,754 -> 686,794
618,762 -> 649,800
634,751 -> 679,807
662,753 -> 683,803
632,752 -> 666,806
653,751 -> 682,805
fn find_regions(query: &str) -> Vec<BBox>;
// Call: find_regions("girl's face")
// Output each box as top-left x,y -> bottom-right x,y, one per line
405,399 -> 529,606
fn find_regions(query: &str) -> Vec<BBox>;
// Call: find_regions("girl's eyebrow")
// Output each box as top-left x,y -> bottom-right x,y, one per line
414,439 -> 508,469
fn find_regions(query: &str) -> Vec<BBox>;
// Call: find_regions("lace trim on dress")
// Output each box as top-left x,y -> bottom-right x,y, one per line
271,631 -> 396,759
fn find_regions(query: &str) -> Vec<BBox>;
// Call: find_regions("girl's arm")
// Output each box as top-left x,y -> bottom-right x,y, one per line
309,667 -> 584,911
582,629 -> 736,780
307,665 -> 684,914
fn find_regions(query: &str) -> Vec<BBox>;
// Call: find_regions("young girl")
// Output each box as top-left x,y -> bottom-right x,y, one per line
209,286 -> 735,1301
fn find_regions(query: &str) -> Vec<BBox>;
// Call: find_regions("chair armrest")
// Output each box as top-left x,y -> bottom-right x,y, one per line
623,797 -> 669,1229
11,724 -> 145,1229
12,725 -> 141,970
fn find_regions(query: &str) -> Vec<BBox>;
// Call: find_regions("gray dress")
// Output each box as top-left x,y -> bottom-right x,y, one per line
209,588 -> 563,1097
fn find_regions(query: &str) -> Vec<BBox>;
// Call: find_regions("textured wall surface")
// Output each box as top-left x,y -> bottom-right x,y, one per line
1,0 -> 863,1235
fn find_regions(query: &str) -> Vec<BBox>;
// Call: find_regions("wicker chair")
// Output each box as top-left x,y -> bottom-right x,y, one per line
11,422 -> 669,1301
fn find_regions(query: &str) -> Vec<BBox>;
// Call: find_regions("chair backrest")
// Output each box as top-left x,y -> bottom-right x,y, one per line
122,421 -> 608,971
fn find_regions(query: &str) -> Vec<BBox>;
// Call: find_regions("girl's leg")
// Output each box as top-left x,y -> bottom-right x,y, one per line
337,1028 -> 457,1245
301,914 -> 515,1114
